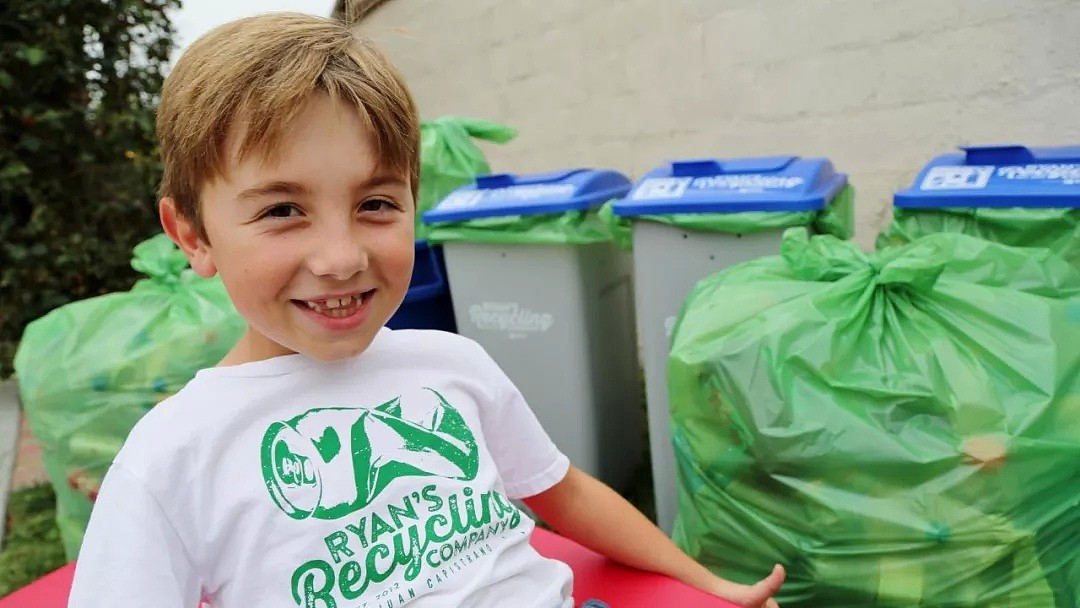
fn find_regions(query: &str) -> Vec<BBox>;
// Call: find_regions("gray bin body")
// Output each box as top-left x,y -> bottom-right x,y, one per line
632,221 -> 789,534
443,241 -> 643,490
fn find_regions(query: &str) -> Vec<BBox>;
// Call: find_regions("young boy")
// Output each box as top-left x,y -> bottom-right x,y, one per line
69,13 -> 784,608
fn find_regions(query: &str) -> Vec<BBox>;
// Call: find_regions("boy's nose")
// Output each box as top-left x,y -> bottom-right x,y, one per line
306,229 -> 369,280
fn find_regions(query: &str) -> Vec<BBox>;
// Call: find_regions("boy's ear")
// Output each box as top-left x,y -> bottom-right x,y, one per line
160,197 -> 217,278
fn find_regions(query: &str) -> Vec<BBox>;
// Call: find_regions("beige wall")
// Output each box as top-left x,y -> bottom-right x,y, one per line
357,0 -> 1080,248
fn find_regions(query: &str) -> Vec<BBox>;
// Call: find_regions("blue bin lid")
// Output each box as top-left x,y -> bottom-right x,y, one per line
611,156 -> 847,217
422,168 -> 632,223
894,144 -> 1080,209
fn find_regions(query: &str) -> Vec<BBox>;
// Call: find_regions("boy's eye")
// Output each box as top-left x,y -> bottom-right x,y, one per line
359,198 -> 396,213
262,204 -> 301,219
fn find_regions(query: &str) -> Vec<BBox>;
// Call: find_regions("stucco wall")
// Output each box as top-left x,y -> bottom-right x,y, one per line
356,0 -> 1080,247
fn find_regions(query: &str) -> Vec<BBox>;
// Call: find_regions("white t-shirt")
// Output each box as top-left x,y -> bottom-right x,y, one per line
69,329 -> 574,608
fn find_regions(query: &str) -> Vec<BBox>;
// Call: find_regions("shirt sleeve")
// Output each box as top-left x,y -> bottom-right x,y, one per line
475,351 -> 571,500
68,463 -> 201,608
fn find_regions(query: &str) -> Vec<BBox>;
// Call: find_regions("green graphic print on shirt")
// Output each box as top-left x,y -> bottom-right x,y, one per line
260,388 -> 526,608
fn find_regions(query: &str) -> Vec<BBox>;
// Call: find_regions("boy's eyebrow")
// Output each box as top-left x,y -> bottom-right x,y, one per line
361,173 -> 408,189
234,175 -> 407,202
235,181 -> 310,202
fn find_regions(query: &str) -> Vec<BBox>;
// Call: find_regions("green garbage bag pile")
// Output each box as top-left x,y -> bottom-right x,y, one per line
417,116 -> 516,240
668,228 -> 1080,607
14,234 -> 245,559
599,184 -> 856,250
876,206 -> 1080,269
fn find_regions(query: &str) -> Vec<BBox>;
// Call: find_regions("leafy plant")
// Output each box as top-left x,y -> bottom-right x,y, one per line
0,0 -> 181,377
0,483 -> 65,598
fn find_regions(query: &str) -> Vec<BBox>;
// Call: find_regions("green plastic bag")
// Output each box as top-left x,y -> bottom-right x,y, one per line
14,234 -> 245,559
417,117 -> 517,240
599,184 -> 856,249
668,228 -> 1080,607
426,204 -> 620,245
876,206 -> 1080,267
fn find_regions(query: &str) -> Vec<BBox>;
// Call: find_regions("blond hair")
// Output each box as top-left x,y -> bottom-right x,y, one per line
156,12 -> 419,238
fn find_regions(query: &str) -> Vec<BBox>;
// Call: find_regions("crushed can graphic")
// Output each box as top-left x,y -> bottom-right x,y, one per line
261,388 -> 479,520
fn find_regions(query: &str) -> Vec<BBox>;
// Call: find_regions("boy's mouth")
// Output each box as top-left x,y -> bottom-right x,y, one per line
293,290 -> 374,318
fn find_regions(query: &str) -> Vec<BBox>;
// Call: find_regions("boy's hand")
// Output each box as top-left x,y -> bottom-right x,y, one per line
708,563 -> 785,608
523,467 -> 787,608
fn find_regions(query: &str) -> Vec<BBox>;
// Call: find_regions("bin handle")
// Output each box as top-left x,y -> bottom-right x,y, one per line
475,173 -> 516,188
671,156 -> 798,177
960,145 -> 1035,165
475,169 -> 586,189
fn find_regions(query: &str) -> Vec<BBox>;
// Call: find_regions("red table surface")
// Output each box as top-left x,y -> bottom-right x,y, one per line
0,528 -> 742,608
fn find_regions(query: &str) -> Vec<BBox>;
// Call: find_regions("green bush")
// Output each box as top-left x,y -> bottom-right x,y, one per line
0,483 -> 65,597
0,0 -> 180,378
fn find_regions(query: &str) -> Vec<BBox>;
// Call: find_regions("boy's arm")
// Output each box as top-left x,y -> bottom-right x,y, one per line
522,465 -> 784,608
69,463 -> 200,608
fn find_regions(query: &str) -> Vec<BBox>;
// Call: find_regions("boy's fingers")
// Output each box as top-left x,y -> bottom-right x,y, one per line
739,564 -> 786,607
762,564 -> 785,593
721,564 -> 785,608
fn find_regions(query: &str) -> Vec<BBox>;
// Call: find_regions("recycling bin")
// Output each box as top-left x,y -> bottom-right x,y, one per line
423,169 -> 643,490
879,144 -> 1080,274
611,156 -> 851,533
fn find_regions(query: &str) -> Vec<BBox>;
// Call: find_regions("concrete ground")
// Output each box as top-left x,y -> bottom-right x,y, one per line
0,381 -> 50,550
0,382 -> 19,550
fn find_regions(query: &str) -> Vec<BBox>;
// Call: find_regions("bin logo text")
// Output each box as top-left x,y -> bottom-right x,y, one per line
631,175 -> 805,200
921,163 -> 1080,191
468,301 -> 555,335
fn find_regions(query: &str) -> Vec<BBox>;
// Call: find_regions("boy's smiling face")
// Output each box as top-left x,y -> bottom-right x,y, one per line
164,94 -> 415,364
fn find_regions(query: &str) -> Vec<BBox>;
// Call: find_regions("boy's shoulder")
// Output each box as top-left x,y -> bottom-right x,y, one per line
382,327 -> 480,349
111,369 -> 233,465
374,328 -> 495,369
379,327 -> 476,348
